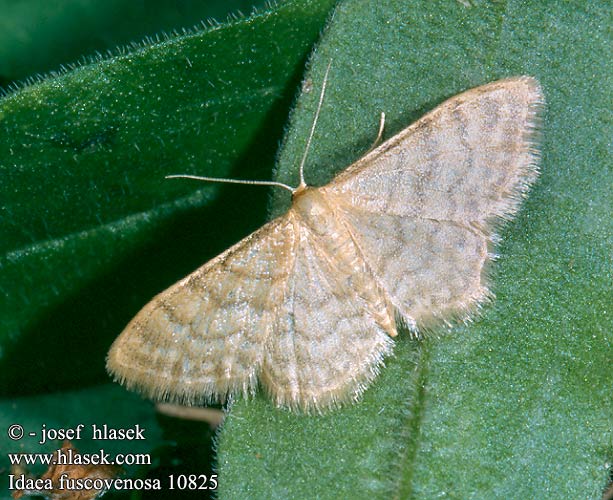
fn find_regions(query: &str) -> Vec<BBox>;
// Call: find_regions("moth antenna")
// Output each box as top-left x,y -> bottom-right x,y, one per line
366,112 -> 386,154
297,59 -> 333,190
165,174 -> 295,193
168,62 -> 333,195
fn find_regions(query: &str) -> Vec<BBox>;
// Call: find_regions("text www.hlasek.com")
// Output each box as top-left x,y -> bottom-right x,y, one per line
8,447 -> 151,466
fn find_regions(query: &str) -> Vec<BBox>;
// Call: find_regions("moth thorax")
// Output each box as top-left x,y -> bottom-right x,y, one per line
292,187 -> 337,236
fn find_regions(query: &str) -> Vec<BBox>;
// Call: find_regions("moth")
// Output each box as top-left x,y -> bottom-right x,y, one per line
107,68 -> 543,412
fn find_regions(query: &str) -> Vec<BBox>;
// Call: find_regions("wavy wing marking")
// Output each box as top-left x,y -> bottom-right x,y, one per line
323,77 -> 543,227
107,216 -> 296,404
260,216 -> 394,411
336,204 -> 490,331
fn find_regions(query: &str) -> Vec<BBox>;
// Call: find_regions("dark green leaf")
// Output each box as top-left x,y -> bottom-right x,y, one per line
0,0 -> 268,87
0,0 -> 338,395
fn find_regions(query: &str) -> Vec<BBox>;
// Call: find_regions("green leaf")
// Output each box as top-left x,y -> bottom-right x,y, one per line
0,0 -> 268,88
218,0 -> 612,498
0,0 -> 338,395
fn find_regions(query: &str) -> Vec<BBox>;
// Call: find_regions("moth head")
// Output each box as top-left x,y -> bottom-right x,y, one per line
291,186 -> 332,230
